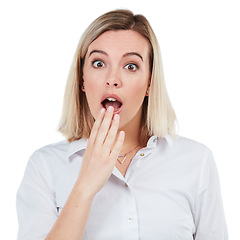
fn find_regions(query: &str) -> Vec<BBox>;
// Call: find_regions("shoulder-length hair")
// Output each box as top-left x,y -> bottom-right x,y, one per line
58,9 -> 177,142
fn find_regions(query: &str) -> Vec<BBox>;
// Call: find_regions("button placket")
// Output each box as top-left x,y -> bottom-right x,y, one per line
124,191 -> 139,234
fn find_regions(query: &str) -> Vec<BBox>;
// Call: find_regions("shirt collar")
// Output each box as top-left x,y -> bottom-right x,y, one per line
66,138 -> 88,162
65,135 -> 174,162
147,135 -> 174,149
165,134 -> 174,149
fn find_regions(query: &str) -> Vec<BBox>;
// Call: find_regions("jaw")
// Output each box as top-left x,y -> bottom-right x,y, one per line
118,104 -> 143,132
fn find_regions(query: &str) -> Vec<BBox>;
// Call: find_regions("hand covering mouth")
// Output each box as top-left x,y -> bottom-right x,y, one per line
101,97 -> 123,112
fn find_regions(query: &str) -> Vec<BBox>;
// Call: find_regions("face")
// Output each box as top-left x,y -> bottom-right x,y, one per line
82,30 -> 150,131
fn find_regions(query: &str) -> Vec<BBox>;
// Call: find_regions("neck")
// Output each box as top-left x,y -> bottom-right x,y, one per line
119,133 -> 139,154
118,118 -> 148,155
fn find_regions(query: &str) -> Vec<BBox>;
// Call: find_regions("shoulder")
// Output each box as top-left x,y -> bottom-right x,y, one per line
28,140 -> 71,167
170,135 -> 214,165
173,135 -> 211,153
33,139 -> 69,156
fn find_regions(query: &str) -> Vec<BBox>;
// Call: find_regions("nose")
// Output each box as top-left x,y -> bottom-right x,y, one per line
106,67 -> 122,88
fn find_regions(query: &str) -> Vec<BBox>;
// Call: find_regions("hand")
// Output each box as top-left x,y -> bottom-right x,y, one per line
77,106 -> 125,198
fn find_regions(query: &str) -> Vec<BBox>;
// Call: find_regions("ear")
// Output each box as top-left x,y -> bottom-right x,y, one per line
81,80 -> 85,92
145,76 -> 151,96
81,85 -> 85,92
145,89 -> 149,96
145,85 -> 150,96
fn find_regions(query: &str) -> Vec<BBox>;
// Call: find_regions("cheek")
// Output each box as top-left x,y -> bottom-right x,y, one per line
84,72 -> 102,96
83,65 -> 98,86
83,78 -> 101,115
84,70 -> 105,93
85,79 -> 98,90
84,71 -> 97,86
124,81 -> 148,112
129,77 -> 148,97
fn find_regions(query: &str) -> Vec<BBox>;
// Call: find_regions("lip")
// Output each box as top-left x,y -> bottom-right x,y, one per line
101,93 -> 123,114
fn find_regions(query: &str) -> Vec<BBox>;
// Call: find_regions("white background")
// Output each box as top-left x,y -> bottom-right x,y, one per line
0,0 -> 239,238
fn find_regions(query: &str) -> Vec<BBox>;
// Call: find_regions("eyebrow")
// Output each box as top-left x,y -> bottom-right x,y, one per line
89,50 -> 143,61
123,52 -> 143,61
89,50 -> 108,57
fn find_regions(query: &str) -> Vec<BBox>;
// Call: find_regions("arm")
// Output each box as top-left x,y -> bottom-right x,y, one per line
16,151 -> 58,240
44,178 -> 94,240
45,106 -> 124,240
194,149 -> 228,240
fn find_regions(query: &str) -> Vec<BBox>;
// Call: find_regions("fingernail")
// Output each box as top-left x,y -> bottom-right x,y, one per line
107,106 -> 113,112
100,108 -> 105,114
114,114 -> 119,120
120,131 -> 125,138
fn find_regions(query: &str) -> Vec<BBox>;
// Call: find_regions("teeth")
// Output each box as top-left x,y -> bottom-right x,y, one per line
107,97 -> 117,101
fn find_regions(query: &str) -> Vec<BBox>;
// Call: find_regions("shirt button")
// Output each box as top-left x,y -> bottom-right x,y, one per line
124,183 -> 128,187
128,217 -> 133,223
140,153 -> 145,157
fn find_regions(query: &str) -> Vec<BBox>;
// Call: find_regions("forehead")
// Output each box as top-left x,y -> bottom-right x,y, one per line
87,30 -> 150,59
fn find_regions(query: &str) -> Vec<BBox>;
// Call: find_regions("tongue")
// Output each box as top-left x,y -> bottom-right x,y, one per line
104,100 -> 121,112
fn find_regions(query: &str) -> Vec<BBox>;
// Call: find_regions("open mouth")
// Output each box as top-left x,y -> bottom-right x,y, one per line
101,97 -> 122,113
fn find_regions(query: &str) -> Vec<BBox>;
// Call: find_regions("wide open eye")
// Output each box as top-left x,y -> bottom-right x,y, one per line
92,60 -> 105,68
124,63 -> 139,71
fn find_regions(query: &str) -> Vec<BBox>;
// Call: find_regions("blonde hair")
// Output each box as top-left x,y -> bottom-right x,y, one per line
58,9 -> 177,142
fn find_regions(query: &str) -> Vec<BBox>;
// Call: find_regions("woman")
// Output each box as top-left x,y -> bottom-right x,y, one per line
16,9 -> 228,240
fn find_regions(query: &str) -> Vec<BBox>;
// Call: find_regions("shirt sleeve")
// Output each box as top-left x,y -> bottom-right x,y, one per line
16,150 -> 57,240
194,149 -> 228,240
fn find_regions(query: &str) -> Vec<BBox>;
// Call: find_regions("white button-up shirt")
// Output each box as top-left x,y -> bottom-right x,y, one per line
16,135 -> 228,240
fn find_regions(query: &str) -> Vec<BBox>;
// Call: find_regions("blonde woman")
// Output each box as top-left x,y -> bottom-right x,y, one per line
17,9 -> 228,240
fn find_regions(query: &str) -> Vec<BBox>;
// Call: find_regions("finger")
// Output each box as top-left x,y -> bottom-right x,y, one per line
88,108 -> 105,144
95,106 -> 114,147
103,113 -> 120,151
109,131 -> 125,164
